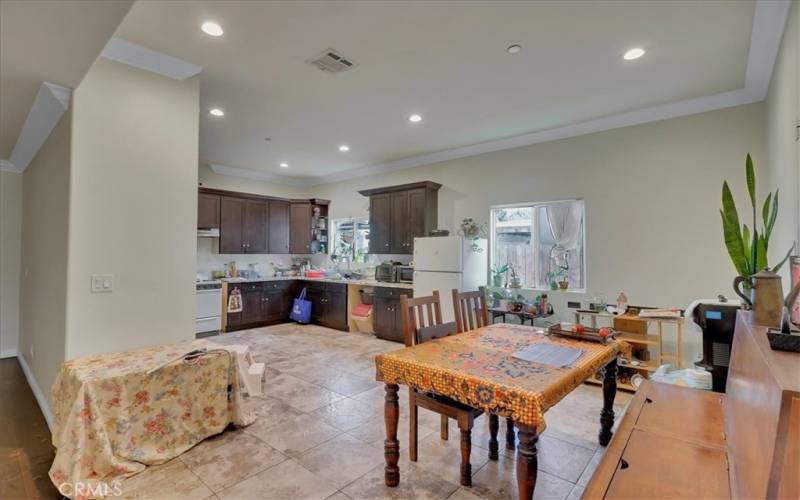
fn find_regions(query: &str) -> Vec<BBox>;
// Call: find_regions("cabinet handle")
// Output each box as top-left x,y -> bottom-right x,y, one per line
385,243 -> 389,247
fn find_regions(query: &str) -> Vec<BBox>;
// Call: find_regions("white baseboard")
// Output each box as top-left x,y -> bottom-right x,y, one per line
0,348 -> 18,359
16,353 -> 54,431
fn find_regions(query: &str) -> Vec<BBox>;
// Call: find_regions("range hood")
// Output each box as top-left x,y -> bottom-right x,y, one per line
197,228 -> 220,238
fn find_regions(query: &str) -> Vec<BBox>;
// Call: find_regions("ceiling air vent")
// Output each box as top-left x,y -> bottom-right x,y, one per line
306,48 -> 357,74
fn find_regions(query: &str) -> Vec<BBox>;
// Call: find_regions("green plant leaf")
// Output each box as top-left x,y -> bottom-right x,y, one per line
721,210 -> 747,275
746,153 -> 756,210
755,232 -> 767,271
721,181 -> 741,230
772,243 -> 796,273
742,224 -> 752,272
762,192 -> 771,230
767,189 -> 779,241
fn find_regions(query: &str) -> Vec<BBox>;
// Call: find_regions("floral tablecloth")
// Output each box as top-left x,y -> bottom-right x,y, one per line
49,339 -> 254,498
376,324 -> 627,432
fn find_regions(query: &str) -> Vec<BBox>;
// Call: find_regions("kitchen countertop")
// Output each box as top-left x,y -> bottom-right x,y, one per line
220,276 -> 414,290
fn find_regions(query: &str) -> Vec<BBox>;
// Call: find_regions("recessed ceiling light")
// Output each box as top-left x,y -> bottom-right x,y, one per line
409,114 -> 422,123
338,145 -> 350,152
623,48 -> 645,60
279,162 -> 289,168
506,44 -> 521,54
209,108 -> 224,117
201,21 -> 224,37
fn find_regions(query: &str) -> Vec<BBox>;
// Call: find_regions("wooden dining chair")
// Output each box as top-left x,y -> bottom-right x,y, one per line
452,287 -> 517,453
399,291 -> 485,487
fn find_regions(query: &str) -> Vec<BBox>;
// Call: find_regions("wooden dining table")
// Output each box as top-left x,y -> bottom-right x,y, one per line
375,323 -> 627,500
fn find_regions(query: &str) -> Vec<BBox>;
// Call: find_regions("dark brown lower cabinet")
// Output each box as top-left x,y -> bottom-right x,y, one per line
226,280 -> 349,332
373,287 -> 413,342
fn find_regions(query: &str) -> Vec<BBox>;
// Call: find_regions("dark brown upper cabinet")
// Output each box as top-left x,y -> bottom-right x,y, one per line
220,197 -> 266,254
268,201 -> 290,254
220,196 -> 245,254
290,202 -> 313,254
244,200 -> 268,254
199,188 -> 328,255
197,193 -> 221,229
359,181 -> 440,254
369,193 -> 391,254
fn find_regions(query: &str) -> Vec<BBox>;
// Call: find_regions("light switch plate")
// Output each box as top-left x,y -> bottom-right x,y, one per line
91,274 -> 114,293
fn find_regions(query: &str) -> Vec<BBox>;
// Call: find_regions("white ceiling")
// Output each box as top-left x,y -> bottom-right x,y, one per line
113,0 -> 767,183
0,0 -> 133,160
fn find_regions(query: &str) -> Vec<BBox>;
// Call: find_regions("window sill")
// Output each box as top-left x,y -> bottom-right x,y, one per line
494,287 -> 587,295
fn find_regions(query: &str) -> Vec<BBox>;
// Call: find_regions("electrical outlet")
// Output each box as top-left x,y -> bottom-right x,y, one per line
91,274 -> 114,293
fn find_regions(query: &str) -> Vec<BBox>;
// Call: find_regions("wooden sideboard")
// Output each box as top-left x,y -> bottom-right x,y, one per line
584,311 -> 799,499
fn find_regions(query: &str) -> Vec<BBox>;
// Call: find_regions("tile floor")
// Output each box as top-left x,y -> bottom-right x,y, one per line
118,323 -> 631,500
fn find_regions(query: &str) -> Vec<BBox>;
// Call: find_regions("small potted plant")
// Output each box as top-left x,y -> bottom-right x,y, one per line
491,264 -> 508,288
458,218 -> 487,252
547,263 -> 569,291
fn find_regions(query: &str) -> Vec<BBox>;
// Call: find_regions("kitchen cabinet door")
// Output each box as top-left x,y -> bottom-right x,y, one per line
244,200 -> 268,254
306,287 -> 324,323
220,197 -> 245,254
197,193 -> 220,229
290,203 -> 313,254
324,291 -> 348,330
407,188 -> 428,246
369,193 -> 391,254
390,191 -> 409,254
263,290 -> 284,321
373,296 -> 398,341
242,289 -> 263,324
268,201 -> 290,254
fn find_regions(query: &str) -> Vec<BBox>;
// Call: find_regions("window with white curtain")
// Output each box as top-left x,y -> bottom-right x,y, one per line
490,200 -> 585,291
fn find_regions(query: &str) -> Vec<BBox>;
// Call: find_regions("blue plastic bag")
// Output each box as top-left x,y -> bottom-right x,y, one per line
290,287 -> 312,324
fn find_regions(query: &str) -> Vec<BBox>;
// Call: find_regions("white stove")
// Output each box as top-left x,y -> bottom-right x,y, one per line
195,279 -> 222,335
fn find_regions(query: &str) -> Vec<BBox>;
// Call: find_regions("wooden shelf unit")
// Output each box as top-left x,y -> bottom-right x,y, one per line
575,309 -> 684,390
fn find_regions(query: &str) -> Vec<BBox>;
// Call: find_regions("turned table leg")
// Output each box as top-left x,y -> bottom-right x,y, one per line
515,423 -> 538,500
384,383 -> 400,486
488,414 -> 499,460
599,358 -> 618,447
505,417 -> 516,450
459,425 -> 473,486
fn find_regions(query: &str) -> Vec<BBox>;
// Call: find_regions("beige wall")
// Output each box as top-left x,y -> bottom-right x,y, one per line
0,170 -> 23,356
65,59 -> 199,359
312,103 -> 765,313
766,1 -> 799,289
19,110 -> 71,411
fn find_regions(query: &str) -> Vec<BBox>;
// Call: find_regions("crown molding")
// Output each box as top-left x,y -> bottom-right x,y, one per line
100,38 -> 203,80
208,163 -> 311,187
0,160 -> 18,173
6,82 -> 71,173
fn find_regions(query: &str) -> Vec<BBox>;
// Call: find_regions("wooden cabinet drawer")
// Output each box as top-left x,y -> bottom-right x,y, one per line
604,429 -> 730,500
242,283 -> 263,293
374,286 -> 411,298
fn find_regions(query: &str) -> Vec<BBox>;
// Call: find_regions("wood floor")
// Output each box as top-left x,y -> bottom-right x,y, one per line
0,358 -> 60,499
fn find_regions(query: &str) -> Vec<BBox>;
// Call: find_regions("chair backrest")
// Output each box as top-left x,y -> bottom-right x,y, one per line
452,287 -> 489,333
399,291 -> 456,346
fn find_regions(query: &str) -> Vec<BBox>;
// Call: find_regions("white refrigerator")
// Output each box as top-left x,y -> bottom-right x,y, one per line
413,236 -> 488,323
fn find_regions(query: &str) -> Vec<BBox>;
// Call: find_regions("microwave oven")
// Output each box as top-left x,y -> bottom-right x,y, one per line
375,263 -> 397,283
396,266 -> 414,283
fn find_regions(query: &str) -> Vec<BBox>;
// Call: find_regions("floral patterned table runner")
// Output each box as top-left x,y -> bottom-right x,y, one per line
49,339 -> 254,498
375,324 -> 627,431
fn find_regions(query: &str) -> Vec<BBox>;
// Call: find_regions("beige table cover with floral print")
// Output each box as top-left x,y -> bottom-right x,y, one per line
49,339 -> 254,498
